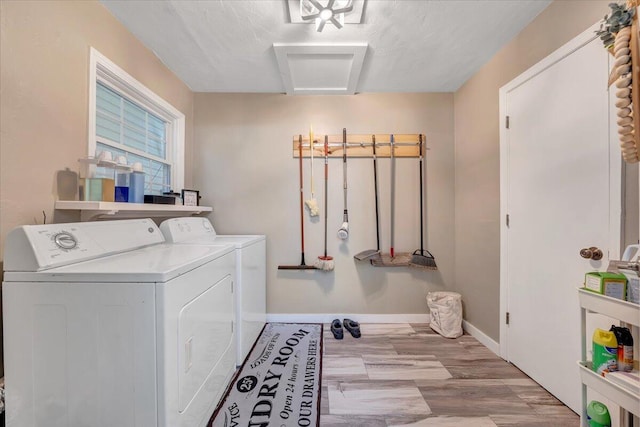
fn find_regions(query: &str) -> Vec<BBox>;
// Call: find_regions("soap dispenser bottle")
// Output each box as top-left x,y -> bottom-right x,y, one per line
114,156 -> 130,202
129,162 -> 145,204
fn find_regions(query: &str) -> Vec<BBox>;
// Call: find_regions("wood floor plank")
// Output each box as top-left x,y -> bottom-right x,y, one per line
323,355 -> 368,380
442,362 -> 530,380
360,323 -> 417,336
416,378 -> 533,416
503,379 -> 567,407
321,386 -> 330,415
320,414 -> 388,427
323,335 -> 397,356
489,414 -> 579,427
386,415 -> 499,426
363,355 -> 452,380
327,380 -> 431,416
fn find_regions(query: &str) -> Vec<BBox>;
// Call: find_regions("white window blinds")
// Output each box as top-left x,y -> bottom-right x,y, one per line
95,82 -> 171,195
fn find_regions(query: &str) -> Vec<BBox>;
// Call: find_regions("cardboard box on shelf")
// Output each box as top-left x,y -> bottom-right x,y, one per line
584,272 -> 627,300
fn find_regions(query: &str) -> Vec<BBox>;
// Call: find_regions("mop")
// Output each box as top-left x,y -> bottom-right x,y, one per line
337,128 -> 349,240
410,134 -> 437,270
371,134 -> 411,267
278,135 -> 317,270
354,135 -> 382,262
314,135 -> 335,271
304,125 -> 319,217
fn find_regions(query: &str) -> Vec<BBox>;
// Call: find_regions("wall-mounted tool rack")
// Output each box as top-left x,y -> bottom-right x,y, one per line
291,134 -> 425,158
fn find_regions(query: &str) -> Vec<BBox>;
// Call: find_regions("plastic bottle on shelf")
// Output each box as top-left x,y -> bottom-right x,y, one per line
586,401 -> 611,427
114,156 -> 130,202
78,152 -> 115,202
95,151 -> 115,202
592,328 -> 618,375
128,162 -> 145,204
609,325 -> 634,372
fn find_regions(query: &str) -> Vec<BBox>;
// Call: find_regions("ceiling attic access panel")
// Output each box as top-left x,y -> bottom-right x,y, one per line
273,43 -> 367,95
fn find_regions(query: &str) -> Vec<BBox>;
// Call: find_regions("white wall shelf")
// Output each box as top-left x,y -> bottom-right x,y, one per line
578,287 -> 640,426
578,288 -> 640,326
55,201 -> 212,222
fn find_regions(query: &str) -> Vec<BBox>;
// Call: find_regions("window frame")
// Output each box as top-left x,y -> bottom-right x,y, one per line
88,47 -> 185,193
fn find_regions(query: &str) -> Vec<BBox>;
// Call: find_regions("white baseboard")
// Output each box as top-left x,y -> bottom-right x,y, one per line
266,313 -> 431,324
462,320 -> 500,356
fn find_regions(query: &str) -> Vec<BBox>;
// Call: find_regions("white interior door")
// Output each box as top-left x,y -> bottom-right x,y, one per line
500,26 -> 621,413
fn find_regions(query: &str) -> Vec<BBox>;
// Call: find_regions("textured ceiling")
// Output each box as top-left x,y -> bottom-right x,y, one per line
100,0 -> 551,93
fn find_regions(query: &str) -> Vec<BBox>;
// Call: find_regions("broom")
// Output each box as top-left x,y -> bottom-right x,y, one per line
315,135 -> 335,271
410,134 -> 437,270
354,135 -> 382,261
278,135 -> 317,270
371,134 -> 411,267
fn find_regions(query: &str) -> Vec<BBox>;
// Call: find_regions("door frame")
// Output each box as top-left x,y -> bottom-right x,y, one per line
498,22 -> 623,360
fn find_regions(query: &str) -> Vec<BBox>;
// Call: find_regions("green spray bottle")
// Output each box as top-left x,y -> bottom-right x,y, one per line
587,401 -> 611,427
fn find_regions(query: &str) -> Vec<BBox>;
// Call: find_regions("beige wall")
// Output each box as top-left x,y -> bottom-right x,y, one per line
453,0 -> 610,340
194,93 -> 455,315
0,0 -> 194,377
0,0 -> 195,263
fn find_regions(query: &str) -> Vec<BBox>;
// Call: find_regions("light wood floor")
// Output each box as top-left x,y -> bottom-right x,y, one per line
320,323 -> 579,427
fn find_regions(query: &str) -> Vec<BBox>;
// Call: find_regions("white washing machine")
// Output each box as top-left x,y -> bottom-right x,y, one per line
2,218 -> 237,427
160,217 -> 265,366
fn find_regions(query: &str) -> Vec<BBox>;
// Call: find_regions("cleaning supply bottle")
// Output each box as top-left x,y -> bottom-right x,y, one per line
129,162 -> 145,204
592,328 -> 618,375
610,325 -> 634,372
586,401 -> 611,427
114,156 -> 130,202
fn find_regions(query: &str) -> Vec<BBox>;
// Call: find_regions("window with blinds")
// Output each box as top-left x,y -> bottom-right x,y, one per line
89,48 -> 185,195
95,82 -> 171,195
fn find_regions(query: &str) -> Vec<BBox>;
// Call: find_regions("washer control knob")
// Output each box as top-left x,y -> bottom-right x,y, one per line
54,232 -> 78,250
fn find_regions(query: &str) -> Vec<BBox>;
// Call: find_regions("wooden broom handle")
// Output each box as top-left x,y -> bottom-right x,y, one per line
299,135 -> 306,258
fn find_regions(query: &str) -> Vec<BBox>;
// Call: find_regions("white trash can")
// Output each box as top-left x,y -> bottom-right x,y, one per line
426,291 -> 463,338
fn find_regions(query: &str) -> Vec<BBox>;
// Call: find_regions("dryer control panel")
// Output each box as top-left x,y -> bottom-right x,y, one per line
160,217 -> 216,243
4,218 -> 165,271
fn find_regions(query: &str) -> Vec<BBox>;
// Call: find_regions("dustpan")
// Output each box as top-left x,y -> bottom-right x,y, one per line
354,135 -> 382,263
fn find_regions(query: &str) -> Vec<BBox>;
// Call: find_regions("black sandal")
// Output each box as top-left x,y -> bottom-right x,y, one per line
343,318 -> 361,338
331,319 -> 344,339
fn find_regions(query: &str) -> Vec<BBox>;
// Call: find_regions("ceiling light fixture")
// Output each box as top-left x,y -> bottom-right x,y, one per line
300,0 -> 354,32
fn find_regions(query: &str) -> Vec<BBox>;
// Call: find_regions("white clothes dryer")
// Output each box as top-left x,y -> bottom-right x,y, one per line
160,217 -> 266,366
3,218 -> 237,427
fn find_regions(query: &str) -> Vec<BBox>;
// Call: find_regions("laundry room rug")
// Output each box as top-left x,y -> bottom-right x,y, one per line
208,323 -> 323,427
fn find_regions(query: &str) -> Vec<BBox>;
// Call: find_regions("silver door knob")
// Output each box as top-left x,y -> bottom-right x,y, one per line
580,247 -> 603,261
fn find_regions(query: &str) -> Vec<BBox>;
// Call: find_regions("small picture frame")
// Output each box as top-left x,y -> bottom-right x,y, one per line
181,189 -> 200,206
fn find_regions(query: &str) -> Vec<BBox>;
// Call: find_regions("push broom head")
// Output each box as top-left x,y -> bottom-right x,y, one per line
371,252 -> 411,267
410,250 -> 438,270
278,263 -> 317,270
